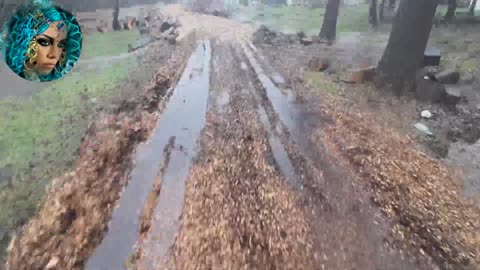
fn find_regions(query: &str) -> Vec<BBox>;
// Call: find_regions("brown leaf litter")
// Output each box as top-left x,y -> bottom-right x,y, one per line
137,79 -> 316,269
5,37 -> 195,270
317,99 -> 480,270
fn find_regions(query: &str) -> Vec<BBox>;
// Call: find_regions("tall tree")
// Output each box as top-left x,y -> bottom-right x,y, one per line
469,0 -> 477,15
319,0 -> 340,41
375,0 -> 438,94
444,0 -> 457,21
112,0 -> 122,31
379,0 -> 385,21
369,0 -> 378,26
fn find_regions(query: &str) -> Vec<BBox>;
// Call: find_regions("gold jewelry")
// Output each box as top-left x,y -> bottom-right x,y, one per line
25,37 -> 38,65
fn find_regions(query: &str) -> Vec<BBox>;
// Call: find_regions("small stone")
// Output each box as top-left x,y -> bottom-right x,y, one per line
421,110 -> 432,119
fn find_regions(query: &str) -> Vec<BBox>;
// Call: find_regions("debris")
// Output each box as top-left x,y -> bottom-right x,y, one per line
424,47 -> 441,66
296,31 -> 306,38
300,37 -> 313,46
347,66 -> 376,83
160,17 -> 178,32
308,57 -> 330,72
421,110 -> 432,119
414,122 -> 434,136
435,69 -> 460,84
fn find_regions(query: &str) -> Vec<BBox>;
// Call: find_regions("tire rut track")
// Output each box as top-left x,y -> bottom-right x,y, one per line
158,41 -> 316,270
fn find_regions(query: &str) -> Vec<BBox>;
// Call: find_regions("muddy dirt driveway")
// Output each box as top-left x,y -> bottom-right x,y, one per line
85,37 -> 431,269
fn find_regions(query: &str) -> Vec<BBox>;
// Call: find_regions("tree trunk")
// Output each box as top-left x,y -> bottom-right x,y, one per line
112,0 -> 122,31
379,0 -> 385,21
469,0 -> 477,15
394,0 -> 400,15
444,0 -> 457,21
319,0 -> 340,41
369,0 -> 378,26
375,0 -> 438,94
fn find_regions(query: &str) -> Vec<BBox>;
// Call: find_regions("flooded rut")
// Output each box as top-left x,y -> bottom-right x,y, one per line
86,40 -> 211,270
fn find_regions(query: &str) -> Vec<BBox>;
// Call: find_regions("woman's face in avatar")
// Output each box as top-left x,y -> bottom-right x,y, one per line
27,21 -> 67,75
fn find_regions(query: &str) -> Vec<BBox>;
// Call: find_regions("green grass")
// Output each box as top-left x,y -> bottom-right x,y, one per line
81,30 -> 140,59
236,4 -> 369,35
0,30 -> 139,261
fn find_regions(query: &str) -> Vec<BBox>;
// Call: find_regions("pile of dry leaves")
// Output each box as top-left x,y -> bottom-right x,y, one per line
319,100 -> 480,270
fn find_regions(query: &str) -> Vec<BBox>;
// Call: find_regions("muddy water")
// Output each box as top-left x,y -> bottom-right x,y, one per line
240,59 -> 299,188
243,44 -> 301,141
139,40 -> 211,268
86,40 -> 211,270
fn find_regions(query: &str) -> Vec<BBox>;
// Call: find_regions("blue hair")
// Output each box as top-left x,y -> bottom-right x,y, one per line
0,0 -> 82,81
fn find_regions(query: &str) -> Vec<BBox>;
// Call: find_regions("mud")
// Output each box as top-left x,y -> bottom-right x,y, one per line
129,40 -> 211,269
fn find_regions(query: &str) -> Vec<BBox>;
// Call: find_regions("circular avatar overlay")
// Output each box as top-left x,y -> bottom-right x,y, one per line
0,0 -> 82,82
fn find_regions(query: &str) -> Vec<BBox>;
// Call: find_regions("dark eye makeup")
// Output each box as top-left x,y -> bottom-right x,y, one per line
36,35 -> 66,48
36,37 -> 51,47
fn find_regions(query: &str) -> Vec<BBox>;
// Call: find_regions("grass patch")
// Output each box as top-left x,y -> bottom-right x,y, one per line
0,27 -> 138,261
236,4 -> 369,35
81,30 -> 140,59
0,56 -> 134,227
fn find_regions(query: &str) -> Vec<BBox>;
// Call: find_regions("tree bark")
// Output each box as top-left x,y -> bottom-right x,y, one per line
375,0 -> 438,94
319,0 -> 340,41
379,0 -> 385,21
444,0 -> 457,21
369,0 -> 378,26
469,0 -> 477,15
112,0 -> 122,31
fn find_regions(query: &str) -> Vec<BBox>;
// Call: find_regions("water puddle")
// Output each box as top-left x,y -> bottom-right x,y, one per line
243,60 -> 298,188
243,45 -> 300,135
140,40 -> 211,268
86,40 -> 211,270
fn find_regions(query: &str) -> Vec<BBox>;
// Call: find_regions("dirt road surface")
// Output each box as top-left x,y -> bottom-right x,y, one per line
5,5 -> 480,270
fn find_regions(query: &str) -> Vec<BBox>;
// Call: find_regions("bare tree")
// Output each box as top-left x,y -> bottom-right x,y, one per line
379,0 -> 385,21
444,0 -> 457,21
319,0 -> 340,41
469,0 -> 477,15
369,0 -> 378,26
375,0 -> 438,94
112,0 -> 122,31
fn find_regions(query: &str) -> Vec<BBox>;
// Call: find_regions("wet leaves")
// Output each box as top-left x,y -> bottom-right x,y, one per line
320,102 -> 480,269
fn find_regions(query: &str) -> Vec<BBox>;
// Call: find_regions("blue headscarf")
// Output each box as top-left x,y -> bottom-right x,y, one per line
0,0 -> 82,81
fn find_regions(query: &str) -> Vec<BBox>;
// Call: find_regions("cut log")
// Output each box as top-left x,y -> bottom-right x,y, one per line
348,66 -> 376,83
